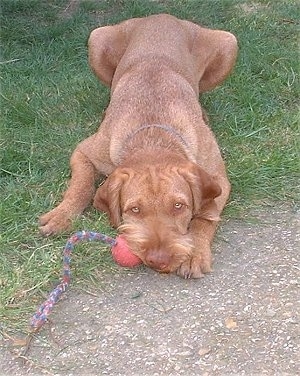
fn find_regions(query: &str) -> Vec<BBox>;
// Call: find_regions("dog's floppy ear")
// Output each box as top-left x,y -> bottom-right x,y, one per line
88,19 -> 141,86
180,162 -> 222,221
93,168 -> 130,227
185,21 -> 238,93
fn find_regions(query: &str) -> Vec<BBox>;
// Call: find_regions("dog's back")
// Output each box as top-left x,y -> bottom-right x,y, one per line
110,14 -> 198,92
88,14 -> 216,162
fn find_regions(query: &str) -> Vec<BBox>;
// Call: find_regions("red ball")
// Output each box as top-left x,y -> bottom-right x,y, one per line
111,235 -> 142,267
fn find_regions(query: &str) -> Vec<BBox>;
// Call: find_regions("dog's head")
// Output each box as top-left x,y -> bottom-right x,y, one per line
93,162 -> 221,273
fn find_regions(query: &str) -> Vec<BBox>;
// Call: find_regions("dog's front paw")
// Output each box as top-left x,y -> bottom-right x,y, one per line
176,252 -> 212,279
39,207 -> 72,236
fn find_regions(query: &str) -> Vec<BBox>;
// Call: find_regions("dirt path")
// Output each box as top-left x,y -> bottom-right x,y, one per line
1,206 -> 299,375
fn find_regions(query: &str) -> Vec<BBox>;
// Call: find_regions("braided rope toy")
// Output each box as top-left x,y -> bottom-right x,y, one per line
31,231 -> 142,330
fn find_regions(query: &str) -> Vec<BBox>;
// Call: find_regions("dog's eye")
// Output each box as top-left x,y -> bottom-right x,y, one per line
131,207 -> 140,214
174,203 -> 183,210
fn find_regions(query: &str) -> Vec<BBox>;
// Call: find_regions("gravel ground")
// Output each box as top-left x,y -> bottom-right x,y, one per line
1,206 -> 299,375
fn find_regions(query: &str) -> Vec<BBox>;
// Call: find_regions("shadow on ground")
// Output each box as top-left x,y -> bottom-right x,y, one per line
1,206 -> 299,375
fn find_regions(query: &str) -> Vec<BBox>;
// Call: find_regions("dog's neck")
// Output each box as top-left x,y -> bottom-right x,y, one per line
125,124 -> 188,148
119,124 -> 190,165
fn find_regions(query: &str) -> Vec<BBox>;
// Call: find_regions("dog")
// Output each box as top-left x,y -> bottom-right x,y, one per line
39,14 -> 238,278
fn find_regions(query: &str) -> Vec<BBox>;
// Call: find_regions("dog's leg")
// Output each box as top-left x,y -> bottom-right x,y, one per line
177,177 -> 230,279
39,148 -> 99,236
176,218 -> 217,279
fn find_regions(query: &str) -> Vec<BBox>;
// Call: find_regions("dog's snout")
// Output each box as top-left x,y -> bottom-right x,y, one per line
145,249 -> 171,272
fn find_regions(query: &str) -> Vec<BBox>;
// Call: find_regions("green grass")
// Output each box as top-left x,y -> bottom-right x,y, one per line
1,0 -> 299,332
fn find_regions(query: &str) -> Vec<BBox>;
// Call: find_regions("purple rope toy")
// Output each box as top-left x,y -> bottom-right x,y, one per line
31,231 -> 116,330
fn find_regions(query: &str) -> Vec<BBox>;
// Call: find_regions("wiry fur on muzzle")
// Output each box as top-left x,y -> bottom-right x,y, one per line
119,218 -> 194,273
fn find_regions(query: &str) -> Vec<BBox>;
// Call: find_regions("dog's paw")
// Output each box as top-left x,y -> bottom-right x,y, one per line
176,254 -> 212,279
39,207 -> 72,236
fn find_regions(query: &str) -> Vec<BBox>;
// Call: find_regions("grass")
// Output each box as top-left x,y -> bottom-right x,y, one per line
1,0 -> 299,332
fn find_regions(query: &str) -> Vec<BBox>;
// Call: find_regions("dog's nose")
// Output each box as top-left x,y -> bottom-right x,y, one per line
145,249 -> 171,271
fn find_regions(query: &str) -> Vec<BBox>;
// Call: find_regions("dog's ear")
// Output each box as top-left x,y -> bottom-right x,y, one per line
179,162 -> 222,221
88,19 -> 141,86
93,168 -> 130,227
184,21 -> 238,93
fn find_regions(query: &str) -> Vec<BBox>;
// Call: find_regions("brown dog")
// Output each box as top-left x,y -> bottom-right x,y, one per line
39,14 -> 238,278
